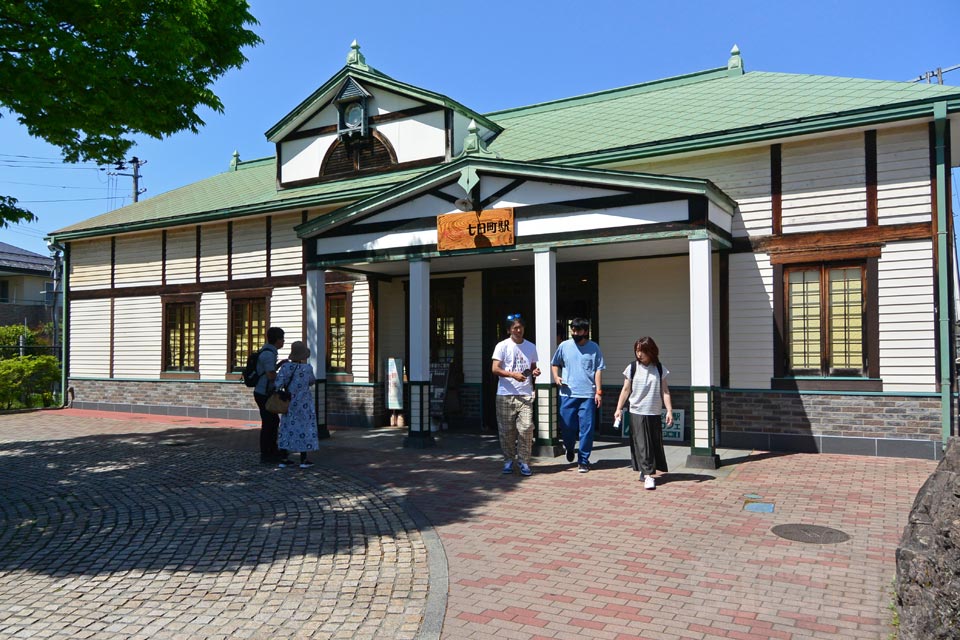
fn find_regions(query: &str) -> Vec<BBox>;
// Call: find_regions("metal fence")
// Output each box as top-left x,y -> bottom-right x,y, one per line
0,344 -> 62,361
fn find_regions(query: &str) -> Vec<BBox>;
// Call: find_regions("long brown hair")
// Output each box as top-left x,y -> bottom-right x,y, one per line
634,336 -> 660,364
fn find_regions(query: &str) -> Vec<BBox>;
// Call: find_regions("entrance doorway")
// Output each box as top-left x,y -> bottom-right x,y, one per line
480,262 -> 598,431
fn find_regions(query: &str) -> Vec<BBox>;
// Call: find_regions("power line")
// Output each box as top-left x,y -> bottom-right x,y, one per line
0,180 -> 111,190
15,196 -> 124,203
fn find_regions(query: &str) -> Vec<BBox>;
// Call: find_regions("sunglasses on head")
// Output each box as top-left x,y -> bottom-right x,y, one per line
506,313 -> 522,321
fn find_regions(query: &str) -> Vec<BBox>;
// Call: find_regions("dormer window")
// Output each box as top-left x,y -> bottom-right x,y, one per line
336,77 -> 371,140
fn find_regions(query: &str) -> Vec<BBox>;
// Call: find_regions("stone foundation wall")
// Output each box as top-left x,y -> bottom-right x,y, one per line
69,378 -> 259,421
327,384 -> 378,428
718,390 -> 944,459
896,437 -> 960,639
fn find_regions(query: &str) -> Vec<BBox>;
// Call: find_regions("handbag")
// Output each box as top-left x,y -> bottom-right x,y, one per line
265,386 -> 291,414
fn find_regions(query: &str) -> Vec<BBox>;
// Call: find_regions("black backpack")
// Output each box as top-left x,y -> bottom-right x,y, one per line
242,349 -> 264,387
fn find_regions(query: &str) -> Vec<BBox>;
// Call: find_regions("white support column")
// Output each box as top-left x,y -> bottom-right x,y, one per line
405,258 -> 435,448
687,236 -> 719,468
306,268 -> 330,438
534,248 -> 561,456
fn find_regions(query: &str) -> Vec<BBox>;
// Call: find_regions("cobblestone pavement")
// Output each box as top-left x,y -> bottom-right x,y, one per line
0,412 -> 431,639
0,409 -> 941,640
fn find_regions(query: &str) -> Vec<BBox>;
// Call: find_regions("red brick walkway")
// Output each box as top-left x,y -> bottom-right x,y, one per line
0,409 -> 935,639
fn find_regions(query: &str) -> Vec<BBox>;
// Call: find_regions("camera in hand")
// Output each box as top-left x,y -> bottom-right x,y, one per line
521,368 -> 532,377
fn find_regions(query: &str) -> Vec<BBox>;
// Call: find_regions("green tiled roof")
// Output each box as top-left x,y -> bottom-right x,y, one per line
53,159 -> 430,237
52,65 -> 960,240
487,70 -> 960,163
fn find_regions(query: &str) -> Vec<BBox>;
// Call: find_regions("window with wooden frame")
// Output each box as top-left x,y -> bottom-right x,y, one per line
785,262 -> 866,377
162,296 -> 199,377
229,295 -> 268,372
326,292 -> 350,373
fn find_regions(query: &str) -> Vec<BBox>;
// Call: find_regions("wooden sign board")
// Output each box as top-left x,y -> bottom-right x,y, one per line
437,208 -> 514,251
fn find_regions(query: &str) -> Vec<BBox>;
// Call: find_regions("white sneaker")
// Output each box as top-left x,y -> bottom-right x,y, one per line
644,475 -> 656,490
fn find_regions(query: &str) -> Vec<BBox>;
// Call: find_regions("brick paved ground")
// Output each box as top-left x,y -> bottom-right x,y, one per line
0,411 -> 429,640
0,409 -> 939,639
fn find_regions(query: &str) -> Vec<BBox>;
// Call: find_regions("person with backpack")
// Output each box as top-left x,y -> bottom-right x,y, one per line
613,336 -> 673,490
251,326 -> 288,465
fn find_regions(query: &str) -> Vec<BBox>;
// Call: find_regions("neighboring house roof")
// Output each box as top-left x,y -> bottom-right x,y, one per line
0,242 -> 53,276
49,50 -> 960,242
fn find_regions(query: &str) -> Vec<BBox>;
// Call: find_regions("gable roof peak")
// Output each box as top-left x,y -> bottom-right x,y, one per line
346,40 -> 370,71
727,44 -> 744,76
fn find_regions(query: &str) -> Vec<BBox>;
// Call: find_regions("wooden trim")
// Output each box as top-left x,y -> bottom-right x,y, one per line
160,295 -> 200,374
771,144 -> 782,235
300,284 -> 306,346
109,298 -> 115,378
369,278 -> 378,382
326,290 -> 352,374
282,105 -> 443,142
301,210 -> 309,273
326,281 -> 355,294
160,293 -> 202,304
372,104 -> 440,126
758,221 -> 931,254
770,245 -> 881,264
275,141 -> 282,189
771,378 -> 883,392
195,226 -> 201,283
227,293 -> 271,374
265,216 -> 272,278
161,230 -> 167,287
110,237 -> 116,288
445,108 -> 453,161
160,372 -> 201,380
68,275 -> 304,301
772,263 -> 784,379
225,287 -> 273,300
226,221 -> 233,281
778,260 -> 877,381
719,252 -> 729,388
866,257 -> 880,380
865,130 -> 878,226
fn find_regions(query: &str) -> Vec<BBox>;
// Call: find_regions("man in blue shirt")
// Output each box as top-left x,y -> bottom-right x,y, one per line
551,318 -> 605,472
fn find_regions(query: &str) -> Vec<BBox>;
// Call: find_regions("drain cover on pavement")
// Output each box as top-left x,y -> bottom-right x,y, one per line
771,524 -> 850,544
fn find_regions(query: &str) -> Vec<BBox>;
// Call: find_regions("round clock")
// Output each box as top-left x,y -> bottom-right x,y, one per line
344,103 -> 363,128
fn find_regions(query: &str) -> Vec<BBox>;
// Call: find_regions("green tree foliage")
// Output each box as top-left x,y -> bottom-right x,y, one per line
0,355 -> 60,409
0,0 -> 262,226
0,324 -> 38,359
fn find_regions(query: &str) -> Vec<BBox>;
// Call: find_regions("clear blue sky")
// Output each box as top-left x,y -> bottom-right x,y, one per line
2,0 -> 959,256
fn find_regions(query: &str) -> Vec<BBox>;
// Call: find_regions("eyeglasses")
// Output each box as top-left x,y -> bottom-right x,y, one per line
506,313 -> 522,321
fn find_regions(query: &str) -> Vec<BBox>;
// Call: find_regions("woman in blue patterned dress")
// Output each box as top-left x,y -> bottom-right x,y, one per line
274,341 -> 319,468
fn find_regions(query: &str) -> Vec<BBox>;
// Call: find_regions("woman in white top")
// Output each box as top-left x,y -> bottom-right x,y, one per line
613,337 -> 673,490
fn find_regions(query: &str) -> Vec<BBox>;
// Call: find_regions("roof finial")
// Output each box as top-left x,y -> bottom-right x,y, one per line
460,119 -> 497,158
727,44 -> 744,76
230,150 -> 240,171
346,40 -> 369,70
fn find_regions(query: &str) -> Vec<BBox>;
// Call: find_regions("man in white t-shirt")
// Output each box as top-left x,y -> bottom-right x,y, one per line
491,314 -> 541,476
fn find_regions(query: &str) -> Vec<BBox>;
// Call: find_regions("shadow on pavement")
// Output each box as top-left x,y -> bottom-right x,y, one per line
0,425 -> 523,578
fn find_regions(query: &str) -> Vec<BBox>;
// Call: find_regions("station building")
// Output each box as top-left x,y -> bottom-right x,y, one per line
50,44 -> 960,462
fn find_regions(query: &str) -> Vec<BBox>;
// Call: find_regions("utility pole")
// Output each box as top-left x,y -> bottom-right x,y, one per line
909,64 -> 960,84
108,157 -> 148,202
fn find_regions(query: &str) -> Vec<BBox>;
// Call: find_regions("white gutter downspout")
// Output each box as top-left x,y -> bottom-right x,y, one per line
933,102 -> 953,449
